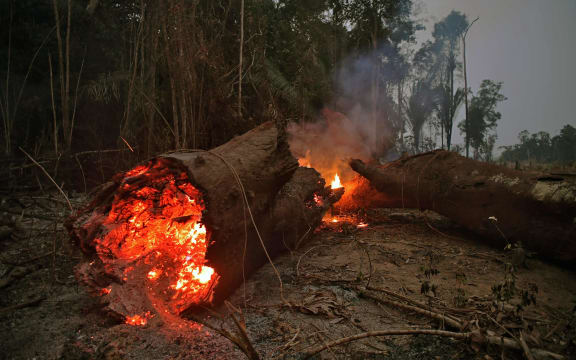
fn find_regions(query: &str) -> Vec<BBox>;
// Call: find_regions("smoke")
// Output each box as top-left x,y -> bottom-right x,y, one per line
287,108 -> 372,183
288,48 -> 400,183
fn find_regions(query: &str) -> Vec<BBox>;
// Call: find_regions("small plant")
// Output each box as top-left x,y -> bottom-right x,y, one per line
491,262 -> 538,312
453,271 -> 467,307
420,251 -> 440,297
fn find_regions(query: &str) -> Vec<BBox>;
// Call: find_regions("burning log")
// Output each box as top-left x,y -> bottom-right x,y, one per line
350,150 -> 576,263
68,122 -> 341,323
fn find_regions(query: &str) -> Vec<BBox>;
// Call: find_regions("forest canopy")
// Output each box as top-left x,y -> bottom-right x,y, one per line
1,0 -> 510,165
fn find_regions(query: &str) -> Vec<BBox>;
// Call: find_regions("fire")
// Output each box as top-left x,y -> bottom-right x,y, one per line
298,149 -> 312,168
147,269 -> 161,281
192,266 -> 214,284
125,312 -> 153,326
94,159 -> 219,319
331,174 -> 343,189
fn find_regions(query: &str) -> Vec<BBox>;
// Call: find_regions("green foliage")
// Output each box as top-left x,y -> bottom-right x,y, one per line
405,79 -> 438,151
500,125 -> 576,164
0,0 -> 508,165
458,79 -> 507,159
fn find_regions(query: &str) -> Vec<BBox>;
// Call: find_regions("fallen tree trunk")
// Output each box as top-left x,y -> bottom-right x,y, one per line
350,150 -> 576,263
68,122 -> 341,321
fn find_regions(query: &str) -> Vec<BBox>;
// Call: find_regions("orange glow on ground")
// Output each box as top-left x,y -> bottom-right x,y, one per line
94,159 -> 219,322
125,312 -> 153,326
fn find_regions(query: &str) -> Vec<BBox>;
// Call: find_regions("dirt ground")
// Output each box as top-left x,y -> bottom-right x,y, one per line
1,193 -> 575,359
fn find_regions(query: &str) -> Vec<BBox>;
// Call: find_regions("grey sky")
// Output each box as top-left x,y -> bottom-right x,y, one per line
416,0 -> 576,149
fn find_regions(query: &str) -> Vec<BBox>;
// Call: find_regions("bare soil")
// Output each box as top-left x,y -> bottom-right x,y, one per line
1,193 -> 575,359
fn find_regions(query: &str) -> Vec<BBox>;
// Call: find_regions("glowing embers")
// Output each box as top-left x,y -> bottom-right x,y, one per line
125,312 -> 153,326
94,159 -> 218,323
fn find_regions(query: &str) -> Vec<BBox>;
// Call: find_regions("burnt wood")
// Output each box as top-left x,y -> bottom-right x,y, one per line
350,150 -> 576,264
68,122 -> 341,317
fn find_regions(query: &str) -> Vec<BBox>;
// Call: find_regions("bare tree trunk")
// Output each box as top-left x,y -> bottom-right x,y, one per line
463,37 -> 469,158
64,0 -> 71,148
48,54 -> 58,154
238,0 -> 245,117
2,2 -> 13,154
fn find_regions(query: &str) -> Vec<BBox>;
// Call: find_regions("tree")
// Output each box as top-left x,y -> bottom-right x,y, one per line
342,0 -> 420,154
554,124 -> 576,163
405,79 -> 437,152
431,11 -> 468,150
500,127 -> 576,164
459,80 -> 506,159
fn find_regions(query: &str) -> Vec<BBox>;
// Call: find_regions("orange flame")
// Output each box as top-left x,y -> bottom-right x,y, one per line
298,149 -> 312,168
330,174 -> 343,189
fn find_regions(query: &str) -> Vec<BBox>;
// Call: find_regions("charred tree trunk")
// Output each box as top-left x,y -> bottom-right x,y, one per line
68,122 -> 341,321
350,150 -> 576,264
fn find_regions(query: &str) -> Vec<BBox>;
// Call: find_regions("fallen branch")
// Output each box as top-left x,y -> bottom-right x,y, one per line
302,329 -> 565,360
0,295 -> 46,315
303,329 -> 469,358
520,331 -> 535,360
0,266 -> 38,290
357,287 -> 464,330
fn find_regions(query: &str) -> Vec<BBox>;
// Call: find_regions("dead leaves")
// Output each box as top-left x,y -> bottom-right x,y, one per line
294,289 -> 349,318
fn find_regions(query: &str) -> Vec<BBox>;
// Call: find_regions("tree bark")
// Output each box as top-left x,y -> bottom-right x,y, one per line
350,150 -> 576,263
68,122 -> 341,318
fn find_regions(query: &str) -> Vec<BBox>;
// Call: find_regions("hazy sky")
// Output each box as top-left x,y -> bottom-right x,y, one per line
416,0 -> 576,149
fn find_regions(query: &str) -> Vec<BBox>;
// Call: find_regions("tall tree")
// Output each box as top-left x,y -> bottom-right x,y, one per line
431,11 -> 468,150
459,79 -> 506,159
405,79 -> 437,152
343,0 -> 419,154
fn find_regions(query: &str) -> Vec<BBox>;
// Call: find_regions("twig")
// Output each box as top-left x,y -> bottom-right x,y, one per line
365,285 -> 432,311
303,329 -> 564,360
484,334 -> 563,360
296,245 -> 331,277
0,295 -> 46,315
303,329 -> 470,358
120,136 -> 134,152
225,301 -> 261,360
357,288 -> 464,330
187,305 -> 260,360
519,331 -> 535,360
0,266 -> 37,290
18,147 -> 72,212
0,251 -> 54,266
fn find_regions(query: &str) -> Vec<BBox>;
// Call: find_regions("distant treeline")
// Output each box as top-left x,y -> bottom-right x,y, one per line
499,125 -> 576,164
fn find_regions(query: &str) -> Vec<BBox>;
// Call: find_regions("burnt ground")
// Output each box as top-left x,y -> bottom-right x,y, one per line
1,192 -> 576,359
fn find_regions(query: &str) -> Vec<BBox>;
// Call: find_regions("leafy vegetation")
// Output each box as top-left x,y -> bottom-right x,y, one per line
500,125 -> 576,164
0,0 -> 509,163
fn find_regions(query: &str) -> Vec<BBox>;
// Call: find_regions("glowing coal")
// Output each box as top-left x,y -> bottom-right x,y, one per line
88,159 -> 219,323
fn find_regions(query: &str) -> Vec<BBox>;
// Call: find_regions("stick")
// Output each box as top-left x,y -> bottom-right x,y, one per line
303,329 -> 564,360
303,329 -> 470,358
0,295 -> 46,315
296,245 -> 331,277
358,288 -> 464,330
519,331 -> 535,360
19,147 -> 72,212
